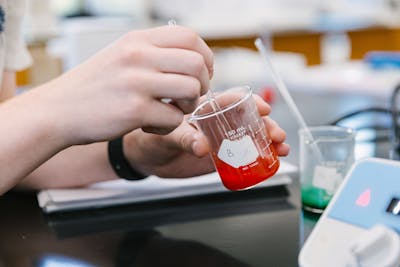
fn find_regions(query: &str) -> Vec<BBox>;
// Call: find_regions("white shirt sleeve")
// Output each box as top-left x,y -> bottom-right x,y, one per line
4,0 -> 32,71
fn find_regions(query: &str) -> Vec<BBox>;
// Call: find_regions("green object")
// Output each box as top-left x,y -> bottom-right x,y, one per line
301,186 -> 332,210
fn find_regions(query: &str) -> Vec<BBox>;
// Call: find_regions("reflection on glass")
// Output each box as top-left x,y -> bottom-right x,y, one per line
35,254 -> 95,267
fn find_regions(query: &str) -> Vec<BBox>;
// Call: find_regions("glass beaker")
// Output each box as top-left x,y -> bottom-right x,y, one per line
189,86 -> 280,191
299,126 -> 355,213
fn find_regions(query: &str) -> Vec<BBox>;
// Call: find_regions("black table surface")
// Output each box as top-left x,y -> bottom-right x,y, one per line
0,179 -> 308,267
0,89 -> 395,267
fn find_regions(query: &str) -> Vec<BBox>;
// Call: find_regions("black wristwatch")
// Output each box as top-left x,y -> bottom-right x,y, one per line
108,136 -> 148,180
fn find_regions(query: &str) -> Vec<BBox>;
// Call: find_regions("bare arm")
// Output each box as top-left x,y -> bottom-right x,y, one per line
0,71 -> 117,190
0,71 -> 17,101
18,142 -> 118,190
15,97 -> 290,191
0,26 -> 214,194
0,83 -> 68,193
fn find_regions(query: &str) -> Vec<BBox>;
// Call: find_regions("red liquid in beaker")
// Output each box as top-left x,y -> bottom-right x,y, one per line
212,147 -> 280,191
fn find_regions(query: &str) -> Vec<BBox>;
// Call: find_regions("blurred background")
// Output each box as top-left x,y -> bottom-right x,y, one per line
9,3 -> 400,266
17,0 -> 400,125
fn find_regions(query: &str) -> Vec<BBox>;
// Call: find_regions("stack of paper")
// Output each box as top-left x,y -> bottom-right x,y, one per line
37,161 -> 297,213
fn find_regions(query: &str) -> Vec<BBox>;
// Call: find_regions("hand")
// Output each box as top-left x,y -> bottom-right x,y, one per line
123,95 -> 289,179
39,25 -> 213,146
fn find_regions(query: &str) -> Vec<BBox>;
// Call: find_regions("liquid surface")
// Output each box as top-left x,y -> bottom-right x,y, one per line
301,185 -> 333,210
212,149 -> 280,191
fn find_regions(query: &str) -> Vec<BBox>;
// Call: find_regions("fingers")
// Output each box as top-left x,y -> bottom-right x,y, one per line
142,126 -> 176,135
147,48 -> 210,95
263,116 -> 290,157
274,143 -> 290,157
190,132 -> 210,157
140,99 -> 184,134
168,120 -> 211,157
122,26 -> 213,121
254,96 -> 289,156
263,116 -> 286,143
171,98 -> 200,116
253,94 -> 271,116
167,101 -> 287,158
135,72 -> 201,114
146,48 -> 210,113
145,25 -> 214,79
165,115 -> 288,159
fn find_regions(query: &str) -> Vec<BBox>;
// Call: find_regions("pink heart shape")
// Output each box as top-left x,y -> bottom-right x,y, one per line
356,189 -> 371,207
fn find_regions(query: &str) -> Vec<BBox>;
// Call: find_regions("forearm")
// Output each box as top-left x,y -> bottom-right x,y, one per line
0,71 -> 17,101
0,84 -> 66,194
18,142 -> 119,190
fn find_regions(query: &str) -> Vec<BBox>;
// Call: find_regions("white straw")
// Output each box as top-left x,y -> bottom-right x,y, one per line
254,38 -> 323,160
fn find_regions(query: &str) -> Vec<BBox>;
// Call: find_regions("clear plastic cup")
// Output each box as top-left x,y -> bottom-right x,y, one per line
189,86 -> 280,191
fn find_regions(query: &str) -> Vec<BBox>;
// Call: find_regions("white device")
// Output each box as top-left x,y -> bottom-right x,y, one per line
299,158 -> 400,267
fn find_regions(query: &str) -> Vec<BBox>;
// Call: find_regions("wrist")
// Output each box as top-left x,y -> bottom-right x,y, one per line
108,136 -> 148,180
34,78 -> 83,148
19,84 -> 70,150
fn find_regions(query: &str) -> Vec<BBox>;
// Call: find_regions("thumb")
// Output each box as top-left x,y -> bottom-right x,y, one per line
171,121 -> 210,157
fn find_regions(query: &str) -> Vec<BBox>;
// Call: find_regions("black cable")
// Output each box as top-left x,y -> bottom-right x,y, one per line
327,83 -> 400,159
329,107 -> 391,126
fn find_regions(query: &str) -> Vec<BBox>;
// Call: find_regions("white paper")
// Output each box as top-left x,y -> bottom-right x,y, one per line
312,165 -> 342,193
37,160 -> 298,213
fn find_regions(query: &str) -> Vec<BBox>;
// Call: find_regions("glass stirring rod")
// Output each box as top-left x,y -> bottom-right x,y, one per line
168,19 -> 218,108
168,19 -> 232,136
254,38 -> 324,161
